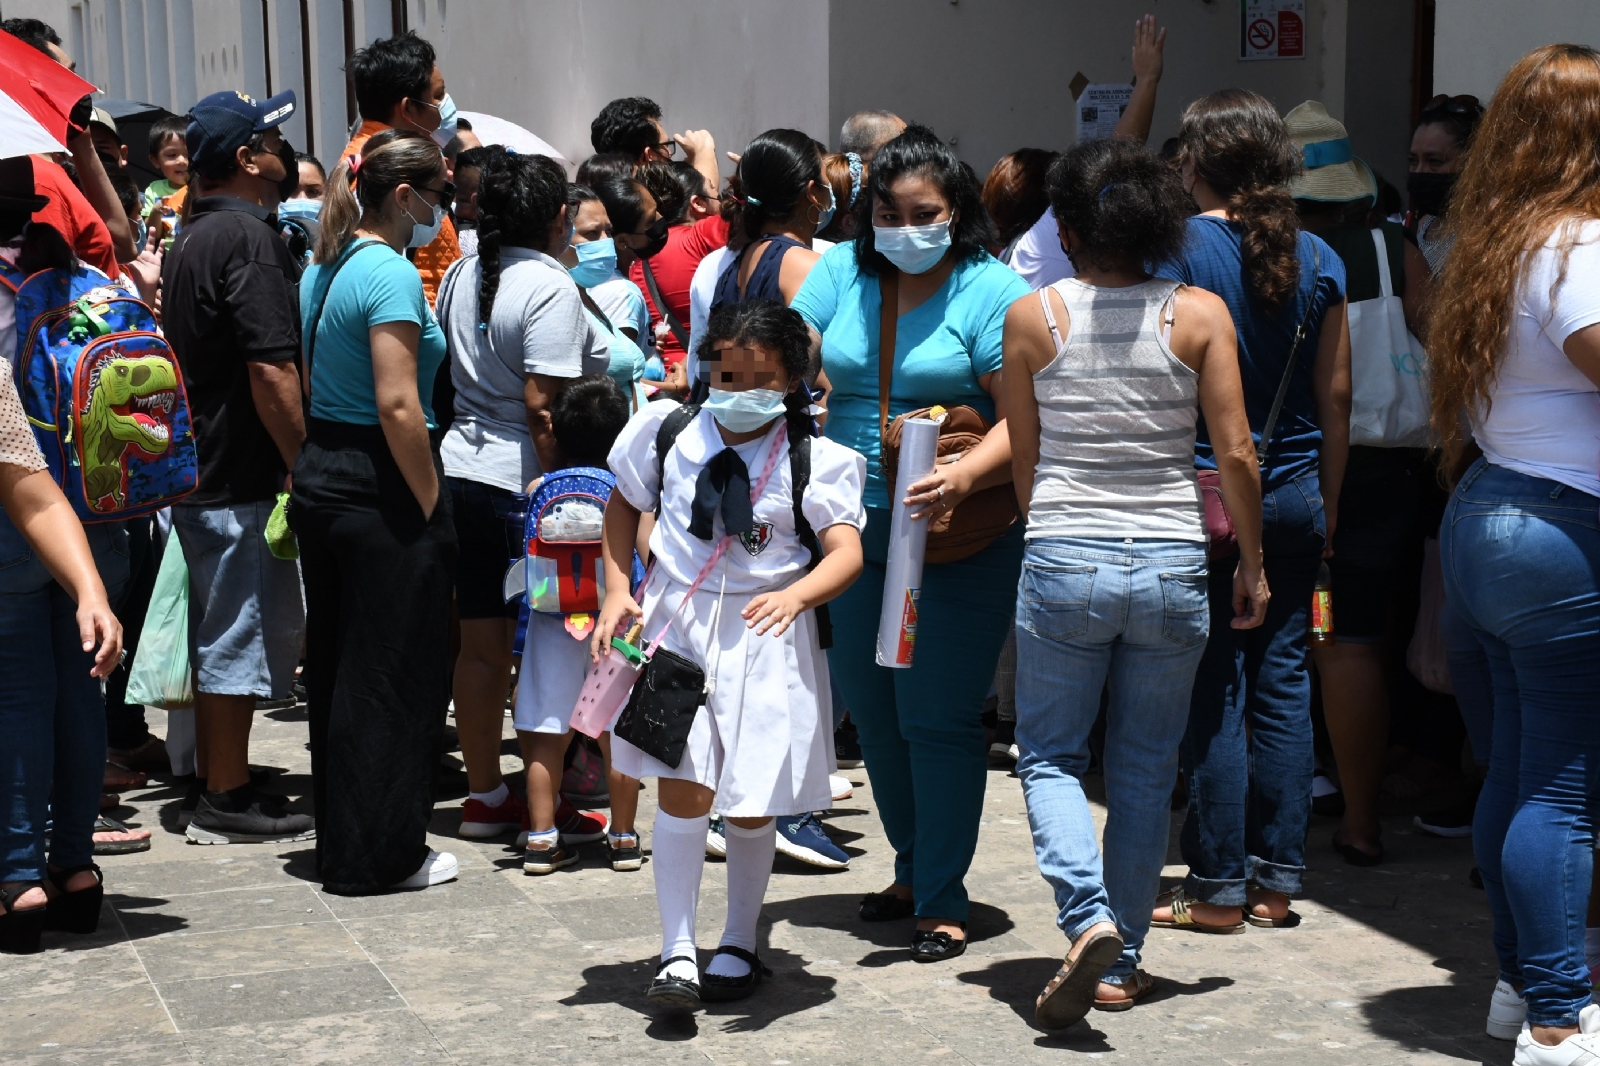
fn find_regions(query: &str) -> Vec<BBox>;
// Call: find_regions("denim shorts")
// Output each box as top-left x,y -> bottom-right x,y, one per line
448,477 -> 525,620
171,501 -> 305,699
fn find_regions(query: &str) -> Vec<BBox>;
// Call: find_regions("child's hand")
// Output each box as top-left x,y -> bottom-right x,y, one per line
592,589 -> 644,663
742,588 -> 808,638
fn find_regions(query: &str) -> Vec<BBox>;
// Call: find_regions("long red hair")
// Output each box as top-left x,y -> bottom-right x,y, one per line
1426,44 -> 1600,471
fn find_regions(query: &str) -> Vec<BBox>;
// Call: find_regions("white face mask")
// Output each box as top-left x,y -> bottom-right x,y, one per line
406,194 -> 445,249
873,219 -> 952,274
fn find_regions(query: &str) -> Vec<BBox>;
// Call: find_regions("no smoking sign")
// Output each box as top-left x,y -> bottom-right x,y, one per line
1241,0 -> 1304,60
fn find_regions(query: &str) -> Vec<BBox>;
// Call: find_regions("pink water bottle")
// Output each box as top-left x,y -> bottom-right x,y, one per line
570,624 -> 648,738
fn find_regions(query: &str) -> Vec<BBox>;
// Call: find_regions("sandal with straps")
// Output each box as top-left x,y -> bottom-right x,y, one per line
44,862 -> 103,934
1035,924 -> 1123,1031
701,945 -> 770,1002
1093,968 -> 1159,1012
0,881 -> 46,954
1150,888 -> 1247,935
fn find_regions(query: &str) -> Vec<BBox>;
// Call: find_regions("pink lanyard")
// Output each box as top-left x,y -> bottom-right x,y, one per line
642,420 -> 787,656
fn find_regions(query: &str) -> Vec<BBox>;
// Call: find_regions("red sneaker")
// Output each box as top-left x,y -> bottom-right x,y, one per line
458,792 -> 526,839
556,798 -> 608,844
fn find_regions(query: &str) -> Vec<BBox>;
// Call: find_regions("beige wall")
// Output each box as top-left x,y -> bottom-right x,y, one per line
1434,0 -> 1600,103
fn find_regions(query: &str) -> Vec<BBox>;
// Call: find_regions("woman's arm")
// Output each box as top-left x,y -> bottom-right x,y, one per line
370,321 -> 440,518
591,492 -> 645,661
1111,15 -> 1166,145
741,524 -> 864,637
0,465 -> 123,675
524,373 -> 566,473
1312,298 -> 1353,554
1400,239 -> 1434,337
1000,295 -> 1050,522
903,374 -> 1012,521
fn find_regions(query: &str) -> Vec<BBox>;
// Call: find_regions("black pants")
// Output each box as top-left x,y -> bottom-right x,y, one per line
291,420 -> 456,894
104,514 -> 158,750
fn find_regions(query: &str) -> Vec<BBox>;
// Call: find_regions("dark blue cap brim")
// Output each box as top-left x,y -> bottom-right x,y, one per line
255,89 -> 296,130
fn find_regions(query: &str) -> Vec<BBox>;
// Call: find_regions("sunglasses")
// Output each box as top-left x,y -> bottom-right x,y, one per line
1421,94 -> 1483,119
413,181 -> 456,204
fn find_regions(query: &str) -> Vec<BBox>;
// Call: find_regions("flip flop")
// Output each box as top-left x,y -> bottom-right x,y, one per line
92,815 -> 152,855
1093,968 -> 1159,1012
103,762 -> 148,790
1035,924 -> 1124,1031
1150,888 -> 1247,935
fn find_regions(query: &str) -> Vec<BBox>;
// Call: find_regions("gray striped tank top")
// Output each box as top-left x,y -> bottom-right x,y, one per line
1026,277 -> 1205,542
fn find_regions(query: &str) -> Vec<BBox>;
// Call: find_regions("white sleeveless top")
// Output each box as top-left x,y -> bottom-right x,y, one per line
1026,277 -> 1205,542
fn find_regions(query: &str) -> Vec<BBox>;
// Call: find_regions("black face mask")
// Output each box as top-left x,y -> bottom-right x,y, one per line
1407,170 -> 1456,219
639,217 -> 670,259
275,139 -> 299,202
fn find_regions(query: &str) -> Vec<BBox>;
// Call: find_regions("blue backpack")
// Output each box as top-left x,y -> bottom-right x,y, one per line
1,260 -> 197,521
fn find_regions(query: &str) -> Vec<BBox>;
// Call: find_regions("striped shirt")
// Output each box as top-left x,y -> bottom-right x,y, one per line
1026,277 -> 1205,542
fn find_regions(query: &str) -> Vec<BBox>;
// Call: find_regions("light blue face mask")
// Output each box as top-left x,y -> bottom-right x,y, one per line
568,237 -> 617,289
815,184 -> 837,231
278,197 -> 322,220
133,219 -> 147,250
704,387 -> 788,433
874,219 -> 952,274
429,93 -> 459,147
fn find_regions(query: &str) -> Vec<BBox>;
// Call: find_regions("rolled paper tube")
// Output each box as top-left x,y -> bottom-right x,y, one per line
876,417 -> 940,668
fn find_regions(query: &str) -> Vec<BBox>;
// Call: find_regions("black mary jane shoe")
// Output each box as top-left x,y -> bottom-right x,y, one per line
910,926 -> 967,963
0,881 -> 46,954
44,862 -> 104,934
646,955 -> 702,1008
701,945 -> 770,1002
859,891 -> 915,922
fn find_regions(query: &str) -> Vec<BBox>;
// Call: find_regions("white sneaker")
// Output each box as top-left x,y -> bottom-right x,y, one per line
1490,979 -> 1528,1040
830,774 -> 853,801
1512,1004 -> 1600,1064
394,849 -> 458,890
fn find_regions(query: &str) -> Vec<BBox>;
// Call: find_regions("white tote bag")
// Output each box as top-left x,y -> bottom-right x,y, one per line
1347,229 -> 1433,448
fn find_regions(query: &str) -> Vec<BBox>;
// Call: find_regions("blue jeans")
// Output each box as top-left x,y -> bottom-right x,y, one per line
1181,473 -> 1325,904
1015,538 -> 1209,983
0,510 -> 129,882
1440,459 -> 1600,1028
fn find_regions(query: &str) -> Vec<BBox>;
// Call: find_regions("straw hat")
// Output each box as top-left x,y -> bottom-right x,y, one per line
1284,100 -> 1376,204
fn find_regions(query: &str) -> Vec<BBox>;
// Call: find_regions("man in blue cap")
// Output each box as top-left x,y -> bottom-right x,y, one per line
160,89 -> 314,845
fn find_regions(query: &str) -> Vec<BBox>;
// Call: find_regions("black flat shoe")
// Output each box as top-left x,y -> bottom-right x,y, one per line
1331,832 -> 1383,868
701,945 -> 769,1002
0,881 -> 44,954
910,927 -> 967,962
44,862 -> 104,934
646,956 -> 701,1008
859,891 -> 915,922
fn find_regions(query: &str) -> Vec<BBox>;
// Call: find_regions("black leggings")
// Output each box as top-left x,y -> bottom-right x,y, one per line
291,419 -> 457,894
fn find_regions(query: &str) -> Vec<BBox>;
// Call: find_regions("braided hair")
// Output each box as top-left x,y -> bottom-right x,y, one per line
473,147 -> 567,328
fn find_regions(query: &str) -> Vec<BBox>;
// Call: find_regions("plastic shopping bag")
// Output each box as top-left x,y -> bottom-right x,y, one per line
126,532 -> 194,708
1349,228 -> 1433,448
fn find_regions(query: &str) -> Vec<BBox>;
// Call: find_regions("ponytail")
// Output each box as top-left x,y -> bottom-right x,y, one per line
734,129 -> 823,242
313,126 -> 445,265
1229,185 -> 1301,310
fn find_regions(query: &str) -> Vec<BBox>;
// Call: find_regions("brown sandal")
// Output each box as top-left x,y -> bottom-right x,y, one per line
1150,888 -> 1247,935
1093,968 -> 1158,1012
1035,924 -> 1124,1031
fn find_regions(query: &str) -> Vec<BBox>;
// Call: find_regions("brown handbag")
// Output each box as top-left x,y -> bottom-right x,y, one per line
876,270 -> 1017,565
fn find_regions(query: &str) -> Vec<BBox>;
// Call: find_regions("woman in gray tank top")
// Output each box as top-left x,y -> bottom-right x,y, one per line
1001,138 -> 1268,1028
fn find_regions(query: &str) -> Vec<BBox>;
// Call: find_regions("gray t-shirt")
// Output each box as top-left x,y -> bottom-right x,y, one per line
438,247 -> 610,491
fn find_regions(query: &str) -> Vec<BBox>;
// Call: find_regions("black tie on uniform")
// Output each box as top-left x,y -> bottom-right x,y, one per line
689,448 -> 752,540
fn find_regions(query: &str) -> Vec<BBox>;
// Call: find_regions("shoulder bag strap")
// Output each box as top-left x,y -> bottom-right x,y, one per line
1254,244 -> 1321,467
640,258 -> 689,349
304,238 -> 386,398
877,269 -> 899,436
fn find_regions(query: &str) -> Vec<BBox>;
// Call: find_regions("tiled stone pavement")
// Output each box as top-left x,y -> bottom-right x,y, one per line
4,704 -> 1510,1066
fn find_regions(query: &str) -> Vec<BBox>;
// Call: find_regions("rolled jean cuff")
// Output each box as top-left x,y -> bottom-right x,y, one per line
1250,857 -> 1304,896
1183,873 -> 1247,907
1064,912 -> 1117,943
1529,1002 -> 1590,1029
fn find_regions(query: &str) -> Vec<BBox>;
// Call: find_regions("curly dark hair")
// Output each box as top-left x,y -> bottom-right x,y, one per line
1178,89 -> 1303,311
735,128 -> 822,241
1047,139 -> 1191,273
1,17 -> 61,54
346,31 -> 435,123
590,96 -> 662,159
855,124 -> 995,276
474,148 -> 568,327
551,374 -> 630,467
697,299 -> 814,447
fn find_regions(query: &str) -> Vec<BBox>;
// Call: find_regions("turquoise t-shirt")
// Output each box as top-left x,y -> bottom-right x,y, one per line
301,242 -> 449,427
791,242 -> 1029,508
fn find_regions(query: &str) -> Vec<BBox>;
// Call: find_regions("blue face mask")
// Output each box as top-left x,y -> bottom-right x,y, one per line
568,237 -> 617,288
429,93 -> 459,147
278,197 -> 322,220
704,387 -> 788,433
874,219 -> 952,274
815,185 -> 837,232
133,219 -> 147,250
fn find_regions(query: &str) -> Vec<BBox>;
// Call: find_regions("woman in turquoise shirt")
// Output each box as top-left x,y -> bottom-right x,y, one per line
792,125 -> 1029,962
291,128 -> 458,896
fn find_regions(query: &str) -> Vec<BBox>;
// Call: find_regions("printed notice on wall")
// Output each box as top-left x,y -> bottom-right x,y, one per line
1240,0 -> 1305,60
1077,84 -> 1133,142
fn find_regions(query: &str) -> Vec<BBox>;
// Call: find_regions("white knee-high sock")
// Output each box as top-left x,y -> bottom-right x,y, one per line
708,819 -> 777,978
652,810 -> 709,979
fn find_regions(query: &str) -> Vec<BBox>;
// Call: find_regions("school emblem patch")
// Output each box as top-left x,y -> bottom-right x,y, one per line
741,521 -> 774,556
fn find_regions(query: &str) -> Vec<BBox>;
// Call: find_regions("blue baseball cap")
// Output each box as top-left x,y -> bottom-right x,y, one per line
186,89 -> 296,170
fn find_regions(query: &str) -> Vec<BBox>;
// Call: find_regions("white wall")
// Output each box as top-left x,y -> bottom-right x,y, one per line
1434,0 -> 1600,103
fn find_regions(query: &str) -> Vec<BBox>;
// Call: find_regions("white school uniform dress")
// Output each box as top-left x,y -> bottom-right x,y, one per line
607,400 -> 866,818
513,612 -> 592,734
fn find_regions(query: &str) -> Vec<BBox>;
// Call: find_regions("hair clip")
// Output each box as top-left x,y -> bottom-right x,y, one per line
1096,182 -> 1132,204
746,195 -> 762,207
349,152 -> 364,177
845,152 -> 864,207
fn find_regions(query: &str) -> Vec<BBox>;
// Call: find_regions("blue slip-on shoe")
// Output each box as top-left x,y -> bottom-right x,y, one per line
775,812 -> 849,869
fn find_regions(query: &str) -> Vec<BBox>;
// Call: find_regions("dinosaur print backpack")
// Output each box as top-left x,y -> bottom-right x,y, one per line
0,260 -> 197,521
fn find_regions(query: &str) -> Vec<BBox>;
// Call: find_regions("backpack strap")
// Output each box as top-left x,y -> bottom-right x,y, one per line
653,402 -> 701,517
788,432 -> 832,649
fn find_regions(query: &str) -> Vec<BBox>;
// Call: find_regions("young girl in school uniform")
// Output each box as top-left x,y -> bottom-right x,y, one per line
592,299 -> 866,1006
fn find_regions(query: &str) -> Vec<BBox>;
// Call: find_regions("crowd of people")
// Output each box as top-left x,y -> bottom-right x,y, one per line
0,13 -> 1597,1060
